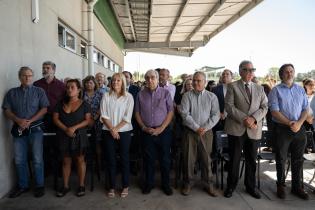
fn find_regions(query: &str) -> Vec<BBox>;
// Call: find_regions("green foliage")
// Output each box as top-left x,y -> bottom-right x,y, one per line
133,71 -> 144,81
295,70 -> 315,82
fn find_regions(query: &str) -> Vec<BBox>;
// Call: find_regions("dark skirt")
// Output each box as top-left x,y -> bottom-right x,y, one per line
57,129 -> 89,158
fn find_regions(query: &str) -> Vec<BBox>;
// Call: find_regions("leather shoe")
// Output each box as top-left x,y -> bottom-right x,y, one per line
246,188 -> 261,199
142,185 -> 153,194
8,187 -> 29,198
181,184 -> 191,196
277,185 -> 286,199
34,187 -> 45,198
162,186 -> 173,196
224,188 -> 233,198
204,186 -> 218,197
291,188 -> 309,200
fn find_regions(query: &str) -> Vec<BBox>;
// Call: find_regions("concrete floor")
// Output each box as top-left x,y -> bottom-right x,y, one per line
1,160 -> 315,210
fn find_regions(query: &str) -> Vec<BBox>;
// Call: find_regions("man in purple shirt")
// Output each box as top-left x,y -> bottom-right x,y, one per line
135,69 -> 174,195
34,61 -> 65,131
157,68 -> 176,100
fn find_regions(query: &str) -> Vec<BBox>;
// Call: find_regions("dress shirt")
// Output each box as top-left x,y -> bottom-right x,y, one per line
268,83 -> 308,122
100,92 -> 134,132
160,81 -> 176,100
98,84 -> 110,94
180,89 -> 220,131
135,86 -> 173,127
223,84 -> 227,97
2,85 -> 49,119
34,77 -> 65,113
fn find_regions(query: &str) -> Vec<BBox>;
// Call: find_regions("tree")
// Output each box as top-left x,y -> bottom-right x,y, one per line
267,67 -> 279,82
133,71 -> 145,81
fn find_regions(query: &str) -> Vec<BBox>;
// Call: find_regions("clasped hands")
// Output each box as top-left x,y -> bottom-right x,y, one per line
143,126 -> 164,136
243,116 -> 257,129
288,121 -> 302,133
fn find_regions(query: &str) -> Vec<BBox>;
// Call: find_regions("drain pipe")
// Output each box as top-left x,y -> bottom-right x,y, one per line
87,0 -> 98,76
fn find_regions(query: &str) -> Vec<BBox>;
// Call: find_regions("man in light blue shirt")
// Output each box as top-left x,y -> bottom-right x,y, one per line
268,63 -> 309,200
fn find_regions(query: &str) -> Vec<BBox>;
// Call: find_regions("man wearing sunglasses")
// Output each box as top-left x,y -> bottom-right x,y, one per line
224,60 -> 268,199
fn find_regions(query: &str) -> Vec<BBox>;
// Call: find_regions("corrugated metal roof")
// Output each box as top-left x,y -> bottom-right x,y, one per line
109,0 -> 264,56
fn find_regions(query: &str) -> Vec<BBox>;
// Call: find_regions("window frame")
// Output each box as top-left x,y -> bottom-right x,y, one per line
58,22 -> 76,53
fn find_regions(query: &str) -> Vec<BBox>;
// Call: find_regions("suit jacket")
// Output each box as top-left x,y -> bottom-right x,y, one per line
128,84 -> 140,102
212,84 -> 225,113
128,84 -> 141,131
224,80 -> 268,139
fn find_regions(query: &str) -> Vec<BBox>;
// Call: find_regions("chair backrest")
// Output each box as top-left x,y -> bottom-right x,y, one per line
258,130 -> 273,153
259,130 -> 272,147
215,130 -> 229,153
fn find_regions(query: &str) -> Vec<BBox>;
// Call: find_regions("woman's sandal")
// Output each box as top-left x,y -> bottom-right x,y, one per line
121,188 -> 129,198
107,189 -> 115,198
76,186 -> 85,197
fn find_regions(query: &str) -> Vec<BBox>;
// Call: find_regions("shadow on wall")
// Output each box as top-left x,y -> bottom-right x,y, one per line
0,111 -> 16,198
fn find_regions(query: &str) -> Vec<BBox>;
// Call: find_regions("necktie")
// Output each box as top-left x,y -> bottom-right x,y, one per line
245,83 -> 251,102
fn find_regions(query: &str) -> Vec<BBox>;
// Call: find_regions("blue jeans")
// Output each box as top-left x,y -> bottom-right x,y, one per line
14,127 -> 44,188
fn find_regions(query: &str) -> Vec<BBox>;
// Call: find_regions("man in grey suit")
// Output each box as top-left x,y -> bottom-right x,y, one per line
223,60 -> 268,199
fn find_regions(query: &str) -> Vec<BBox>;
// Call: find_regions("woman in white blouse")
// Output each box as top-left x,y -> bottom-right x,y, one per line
100,73 -> 134,198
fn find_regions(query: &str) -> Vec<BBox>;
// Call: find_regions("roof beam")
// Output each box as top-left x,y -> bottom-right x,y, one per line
124,40 -> 205,49
166,0 -> 191,42
147,0 -> 152,42
125,0 -> 136,41
126,48 -> 193,57
207,0 -> 264,40
185,0 -> 226,41
108,0 -> 129,41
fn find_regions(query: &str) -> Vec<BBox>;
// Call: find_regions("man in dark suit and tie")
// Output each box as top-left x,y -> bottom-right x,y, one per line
123,71 -> 140,101
223,60 -> 268,199
212,69 -> 233,131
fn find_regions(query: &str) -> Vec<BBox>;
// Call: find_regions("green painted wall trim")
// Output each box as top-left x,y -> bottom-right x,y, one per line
94,0 -> 125,49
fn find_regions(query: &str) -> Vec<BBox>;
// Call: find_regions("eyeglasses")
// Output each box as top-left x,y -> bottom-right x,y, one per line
242,68 -> 256,73
21,74 -> 33,78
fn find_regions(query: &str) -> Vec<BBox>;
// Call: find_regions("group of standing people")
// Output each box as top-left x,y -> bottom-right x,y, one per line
2,59 -> 314,201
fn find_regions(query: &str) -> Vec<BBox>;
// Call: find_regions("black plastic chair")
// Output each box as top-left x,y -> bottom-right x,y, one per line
257,130 -> 275,189
215,130 -> 229,189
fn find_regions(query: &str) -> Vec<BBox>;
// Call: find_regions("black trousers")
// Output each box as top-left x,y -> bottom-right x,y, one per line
142,127 -> 172,188
227,132 -> 258,191
103,131 -> 131,189
273,123 -> 306,190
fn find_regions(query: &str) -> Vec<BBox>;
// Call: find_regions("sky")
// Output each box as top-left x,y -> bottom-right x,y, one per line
124,0 -> 315,78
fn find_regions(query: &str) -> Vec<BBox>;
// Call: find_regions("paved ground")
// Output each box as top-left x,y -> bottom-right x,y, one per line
1,160 -> 315,210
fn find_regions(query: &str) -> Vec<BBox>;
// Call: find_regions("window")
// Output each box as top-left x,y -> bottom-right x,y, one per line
103,56 -> 108,68
112,63 -> 115,72
98,52 -> 104,65
93,51 -> 98,63
65,31 -> 75,51
117,65 -> 121,72
58,25 -> 65,47
58,23 -> 76,52
80,41 -> 87,58
107,60 -> 111,70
